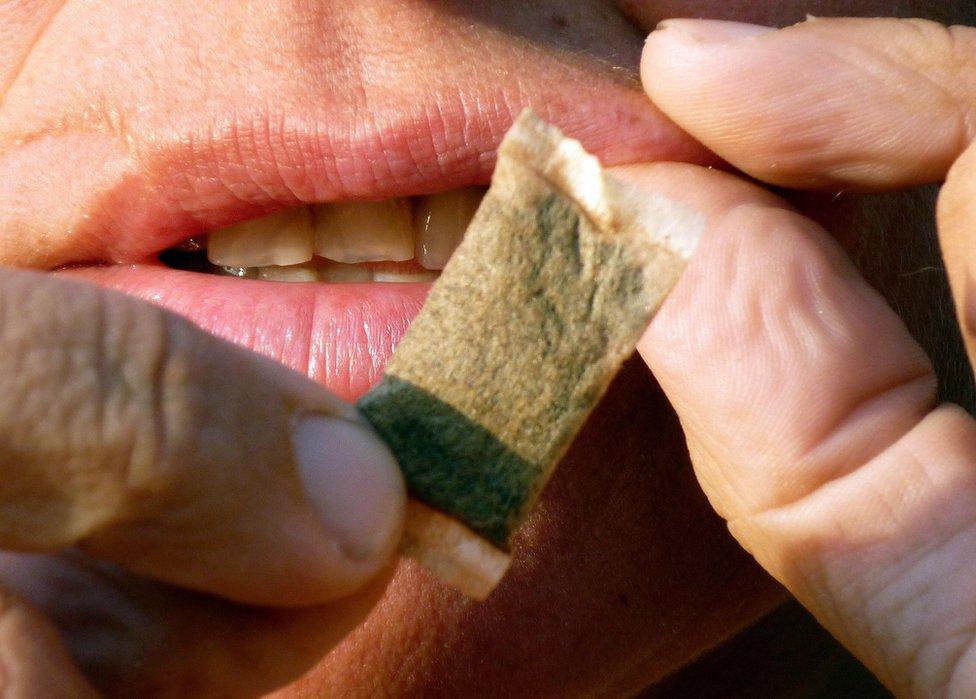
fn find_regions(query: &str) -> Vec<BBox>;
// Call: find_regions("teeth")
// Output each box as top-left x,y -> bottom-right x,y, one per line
207,207 -> 314,267
312,199 -> 414,264
257,264 -> 318,283
372,270 -> 438,283
318,262 -> 372,284
173,189 -> 479,283
413,187 -> 483,270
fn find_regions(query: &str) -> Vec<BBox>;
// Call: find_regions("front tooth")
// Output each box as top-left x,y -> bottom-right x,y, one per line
413,187 -> 484,270
317,262 -> 372,283
257,264 -> 318,283
312,199 -> 414,263
207,207 -> 314,267
372,270 -> 438,283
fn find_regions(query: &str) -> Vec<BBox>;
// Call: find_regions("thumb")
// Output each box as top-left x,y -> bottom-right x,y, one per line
613,161 -> 976,696
641,16 -> 976,190
0,268 -> 405,606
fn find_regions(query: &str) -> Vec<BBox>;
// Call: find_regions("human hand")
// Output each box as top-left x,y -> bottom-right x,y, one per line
0,3 -> 776,696
3,2 -> 970,696
0,269 -> 404,696
629,16 -> 976,696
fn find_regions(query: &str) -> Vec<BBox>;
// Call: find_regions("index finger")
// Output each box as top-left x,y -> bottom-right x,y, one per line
641,17 -> 976,190
642,16 -> 976,373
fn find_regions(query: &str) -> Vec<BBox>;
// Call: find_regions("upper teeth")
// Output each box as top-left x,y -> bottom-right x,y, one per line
312,199 -> 415,264
201,187 -> 484,273
207,207 -> 314,267
414,188 -> 482,270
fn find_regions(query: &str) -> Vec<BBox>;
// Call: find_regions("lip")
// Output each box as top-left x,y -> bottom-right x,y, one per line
61,264 -> 431,401
90,101 -> 713,265
45,81 -> 712,400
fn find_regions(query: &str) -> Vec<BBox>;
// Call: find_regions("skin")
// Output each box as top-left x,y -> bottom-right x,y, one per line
0,1 -> 973,697
639,18 -> 976,697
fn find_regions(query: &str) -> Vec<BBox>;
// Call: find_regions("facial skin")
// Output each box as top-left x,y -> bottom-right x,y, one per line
0,0 -> 973,696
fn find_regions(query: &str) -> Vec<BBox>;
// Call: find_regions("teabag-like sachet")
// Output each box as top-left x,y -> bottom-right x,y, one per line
358,111 -> 705,598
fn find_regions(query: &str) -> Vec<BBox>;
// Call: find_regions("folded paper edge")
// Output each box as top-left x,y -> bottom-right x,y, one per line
400,500 -> 511,600
500,109 -> 704,262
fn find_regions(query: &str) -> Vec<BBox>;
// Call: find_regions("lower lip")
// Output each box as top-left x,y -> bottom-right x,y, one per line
61,265 -> 431,401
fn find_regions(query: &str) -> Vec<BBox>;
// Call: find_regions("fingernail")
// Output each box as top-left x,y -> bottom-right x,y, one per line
655,19 -> 776,44
292,414 -> 405,561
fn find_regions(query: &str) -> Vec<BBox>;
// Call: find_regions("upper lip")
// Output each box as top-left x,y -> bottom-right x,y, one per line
7,74 -> 713,271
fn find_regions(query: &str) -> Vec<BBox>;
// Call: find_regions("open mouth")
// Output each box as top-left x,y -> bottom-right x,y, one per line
2,1 -> 721,411
61,186 -> 486,401
43,79 -> 713,404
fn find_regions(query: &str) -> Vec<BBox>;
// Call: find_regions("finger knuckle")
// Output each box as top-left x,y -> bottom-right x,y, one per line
0,272 -> 184,542
96,294 -> 175,495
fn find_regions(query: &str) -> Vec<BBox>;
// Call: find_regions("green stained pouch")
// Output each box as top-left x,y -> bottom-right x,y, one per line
358,111 -> 704,598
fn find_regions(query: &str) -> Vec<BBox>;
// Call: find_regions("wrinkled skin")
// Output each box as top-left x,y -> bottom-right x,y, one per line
0,0 -> 973,696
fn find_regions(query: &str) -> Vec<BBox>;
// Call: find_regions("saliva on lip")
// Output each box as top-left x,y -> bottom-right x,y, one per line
159,186 -> 485,283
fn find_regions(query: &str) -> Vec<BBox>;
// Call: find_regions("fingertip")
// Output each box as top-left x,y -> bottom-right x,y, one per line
643,17 -> 976,189
641,19 -> 798,184
652,18 -> 776,44
292,414 -> 406,588
641,19 -> 774,100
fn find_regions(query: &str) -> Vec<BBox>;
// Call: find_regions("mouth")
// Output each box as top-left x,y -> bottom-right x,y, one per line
0,0 -> 724,406
49,94 -> 711,402
61,187 -> 486,400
